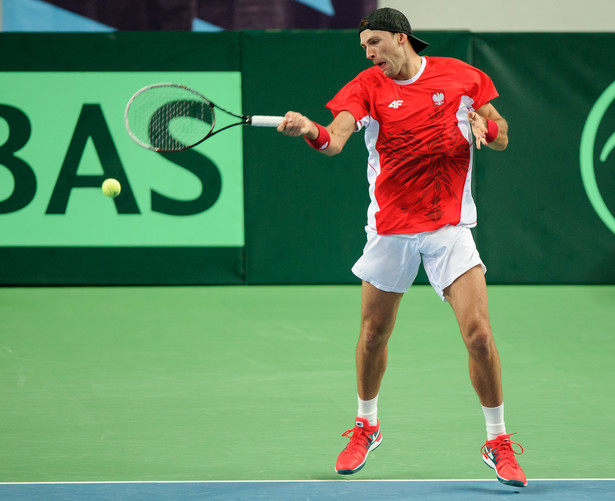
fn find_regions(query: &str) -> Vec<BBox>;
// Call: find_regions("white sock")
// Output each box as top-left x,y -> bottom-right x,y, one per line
358,395 -> 378,427
482,403 -> 506,440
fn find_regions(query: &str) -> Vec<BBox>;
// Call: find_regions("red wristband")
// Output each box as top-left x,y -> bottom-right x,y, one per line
485,119 -> 499,143
304,123 -> 330,151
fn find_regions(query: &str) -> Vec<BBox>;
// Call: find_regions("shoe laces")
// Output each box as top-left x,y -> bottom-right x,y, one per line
341,425 -> 372,452
481,433 -> 524,468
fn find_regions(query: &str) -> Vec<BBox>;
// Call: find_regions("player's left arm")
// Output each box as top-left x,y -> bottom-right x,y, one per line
468,102 -> 508,151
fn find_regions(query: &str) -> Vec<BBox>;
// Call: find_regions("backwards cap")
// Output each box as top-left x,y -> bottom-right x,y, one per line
358,7 -> 429,53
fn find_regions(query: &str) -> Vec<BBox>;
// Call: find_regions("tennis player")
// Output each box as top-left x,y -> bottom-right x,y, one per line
277,7 -> 526,488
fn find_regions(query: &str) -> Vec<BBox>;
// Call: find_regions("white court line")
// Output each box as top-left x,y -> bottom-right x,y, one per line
0,478 -> 613,485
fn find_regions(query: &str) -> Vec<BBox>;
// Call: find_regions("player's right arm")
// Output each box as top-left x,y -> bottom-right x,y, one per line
277,110 -> 356,156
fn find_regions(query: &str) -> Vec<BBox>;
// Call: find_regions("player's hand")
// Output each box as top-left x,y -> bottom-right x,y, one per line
277,111 -> 318,139
468,111 -> 488,150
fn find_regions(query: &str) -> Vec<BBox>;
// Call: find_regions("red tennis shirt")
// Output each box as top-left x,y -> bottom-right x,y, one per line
327,56 -> 499,234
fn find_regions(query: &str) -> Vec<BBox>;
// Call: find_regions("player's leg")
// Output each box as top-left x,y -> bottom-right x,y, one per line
444,265 -> 527,487
443,265 -> 501,407
356,280 -> 403,401
335,281 -> 402,475
337,230 -> 420,475
419,226 -> 501,408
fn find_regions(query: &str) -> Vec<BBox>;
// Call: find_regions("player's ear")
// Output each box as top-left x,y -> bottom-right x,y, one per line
397,32 -> 407,45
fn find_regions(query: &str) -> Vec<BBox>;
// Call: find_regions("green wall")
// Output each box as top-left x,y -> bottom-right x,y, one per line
473,33 -> 615,283
1,31 -> 614,285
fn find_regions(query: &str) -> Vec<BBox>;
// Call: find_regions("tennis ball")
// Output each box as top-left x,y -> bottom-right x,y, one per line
102,178 -> 121,198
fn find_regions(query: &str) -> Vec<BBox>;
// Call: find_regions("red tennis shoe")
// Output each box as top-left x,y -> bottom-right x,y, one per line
481,433 -> 527,487
335,417 -> 382,475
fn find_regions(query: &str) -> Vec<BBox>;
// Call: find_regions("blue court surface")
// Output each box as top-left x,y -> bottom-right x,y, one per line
0,479 -> 613,501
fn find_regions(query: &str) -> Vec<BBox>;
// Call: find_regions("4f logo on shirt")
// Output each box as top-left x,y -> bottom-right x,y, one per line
388,100 -> 403,109
432,93 -> 445,106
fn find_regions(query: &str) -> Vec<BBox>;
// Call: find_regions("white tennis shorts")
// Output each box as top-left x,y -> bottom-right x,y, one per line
351,225 -> 486,301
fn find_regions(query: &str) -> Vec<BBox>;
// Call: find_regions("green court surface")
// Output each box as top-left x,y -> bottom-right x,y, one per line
0,285 -> 613,483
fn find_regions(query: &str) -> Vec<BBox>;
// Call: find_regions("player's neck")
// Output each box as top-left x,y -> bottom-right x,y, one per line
394,54 -> 423,81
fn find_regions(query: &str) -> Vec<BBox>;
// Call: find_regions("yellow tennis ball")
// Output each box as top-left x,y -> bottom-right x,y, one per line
102,178 -> 121,198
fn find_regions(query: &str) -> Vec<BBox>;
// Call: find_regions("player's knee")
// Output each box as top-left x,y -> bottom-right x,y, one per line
359,320 -> 393,352
463,321 -> 494,358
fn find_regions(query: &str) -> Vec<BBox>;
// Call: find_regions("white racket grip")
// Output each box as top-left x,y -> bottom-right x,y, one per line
250,115 -> 284,127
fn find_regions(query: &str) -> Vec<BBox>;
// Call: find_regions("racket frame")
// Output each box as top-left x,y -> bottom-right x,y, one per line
125,83 -> 249,152
125,82 -> 282,152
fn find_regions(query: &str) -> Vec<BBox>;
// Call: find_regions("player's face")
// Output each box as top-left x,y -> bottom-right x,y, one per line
360,29 -> 404,79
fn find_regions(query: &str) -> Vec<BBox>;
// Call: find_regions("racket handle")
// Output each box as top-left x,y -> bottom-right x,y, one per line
250,115 -> 284,127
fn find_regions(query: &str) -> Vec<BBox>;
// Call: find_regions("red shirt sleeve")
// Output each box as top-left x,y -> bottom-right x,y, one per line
462,62 -> 499,110
326,76 -> 370,121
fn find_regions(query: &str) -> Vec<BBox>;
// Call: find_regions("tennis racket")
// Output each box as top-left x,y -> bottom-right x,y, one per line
124,83 -> 283,152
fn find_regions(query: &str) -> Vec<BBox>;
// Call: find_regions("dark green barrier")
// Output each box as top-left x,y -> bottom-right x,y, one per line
1,32 -> 614,285
473,33 -> 615,284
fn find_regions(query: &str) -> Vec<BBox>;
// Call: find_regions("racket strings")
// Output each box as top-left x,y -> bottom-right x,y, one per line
147,100 -> 213,151
126,85 -> 215,151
